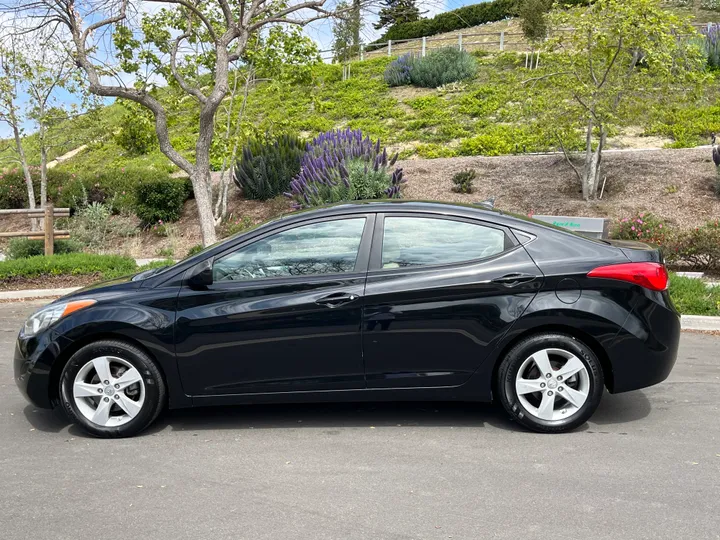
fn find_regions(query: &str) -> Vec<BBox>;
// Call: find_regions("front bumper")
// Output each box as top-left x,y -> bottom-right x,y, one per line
14,330 -> 68,409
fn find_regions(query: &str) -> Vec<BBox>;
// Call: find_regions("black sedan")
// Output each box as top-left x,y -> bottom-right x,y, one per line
14,201 -> 680,437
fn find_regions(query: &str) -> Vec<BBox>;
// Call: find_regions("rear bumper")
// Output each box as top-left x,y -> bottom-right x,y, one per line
606,291 -> 680,393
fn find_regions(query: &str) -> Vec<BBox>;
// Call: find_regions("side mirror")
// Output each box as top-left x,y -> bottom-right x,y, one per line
187,258 -> 214,288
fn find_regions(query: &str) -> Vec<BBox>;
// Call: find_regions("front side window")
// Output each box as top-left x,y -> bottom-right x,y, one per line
213,218 -> 366,282
382,216 -> 507,269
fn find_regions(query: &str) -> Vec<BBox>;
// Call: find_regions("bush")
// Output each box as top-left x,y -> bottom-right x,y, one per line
134,177 -> 192,223
287,128 -> 405,208
384,54 -> 416,86
666,221 -> 720,273
451,169 -> 477,194
6,238 -> 82,260
114,101 -> 157,155
0,253 -> 137,281
186,244 -> 204,257
409,48 -> 477,88
668,273 -> 720,315
234,134 -> 305,200
612,213 -> 669,246
54,167 -> 174,214
223,215 -> 255,237
458,132 -> 514,156
0,168 -> 73,209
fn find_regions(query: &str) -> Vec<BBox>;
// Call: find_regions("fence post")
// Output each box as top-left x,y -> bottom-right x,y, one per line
422,36 -> 426,57
44,204 -> 54,256
360,44 -> 364,61
388,40 -> 392,56
458,32 -> 463,51
499,31 -> 505,52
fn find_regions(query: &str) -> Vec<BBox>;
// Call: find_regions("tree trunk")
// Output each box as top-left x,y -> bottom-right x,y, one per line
191,158 -> 218,247
12,124 -> 38,231
582,124 -> 605,201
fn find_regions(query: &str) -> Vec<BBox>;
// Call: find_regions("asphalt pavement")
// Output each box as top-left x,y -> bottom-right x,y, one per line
0,301 -> 718,540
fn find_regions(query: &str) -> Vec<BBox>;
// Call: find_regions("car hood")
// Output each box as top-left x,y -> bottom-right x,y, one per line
54,273 -> 144,303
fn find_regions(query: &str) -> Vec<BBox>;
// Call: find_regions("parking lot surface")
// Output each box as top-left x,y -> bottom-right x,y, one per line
1,301 -> 718,540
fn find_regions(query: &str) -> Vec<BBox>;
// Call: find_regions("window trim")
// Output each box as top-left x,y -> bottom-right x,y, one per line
204,214 -> 375,286
368,212 -> 518,273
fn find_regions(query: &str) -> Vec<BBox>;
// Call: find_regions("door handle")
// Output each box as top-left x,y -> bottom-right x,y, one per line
315,292 -> 359,308
491,273 -> 537,287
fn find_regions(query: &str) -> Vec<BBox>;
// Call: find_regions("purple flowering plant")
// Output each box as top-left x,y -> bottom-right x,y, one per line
286,128 -> 405,209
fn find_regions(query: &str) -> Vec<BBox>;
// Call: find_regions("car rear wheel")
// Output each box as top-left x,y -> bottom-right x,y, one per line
60,340 -> 165,438
497,333 -> 604,433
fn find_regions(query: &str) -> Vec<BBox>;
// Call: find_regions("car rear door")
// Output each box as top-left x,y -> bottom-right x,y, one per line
175,214 -> 374,396
362,212 -> 542,389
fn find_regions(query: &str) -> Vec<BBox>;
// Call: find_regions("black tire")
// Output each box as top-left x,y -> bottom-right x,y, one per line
497,333 -> 604,433
59,340 -> 166,438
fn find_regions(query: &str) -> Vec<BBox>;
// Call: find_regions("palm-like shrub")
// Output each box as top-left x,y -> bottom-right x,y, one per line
235,134 -> 305,200
384,54 -> 416,86
286,128 -> 405,209
409,48 -> 477,88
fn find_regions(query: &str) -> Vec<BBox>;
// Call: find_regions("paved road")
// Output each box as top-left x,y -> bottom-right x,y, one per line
1,301 -> 718,540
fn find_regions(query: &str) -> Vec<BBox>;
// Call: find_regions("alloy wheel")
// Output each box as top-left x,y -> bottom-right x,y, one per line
72,356 -> 145,427
514,348 -> 590,422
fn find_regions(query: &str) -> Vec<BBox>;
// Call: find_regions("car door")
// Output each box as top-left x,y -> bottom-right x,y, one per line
175,214 -> 374,396
363,213 -> 542,389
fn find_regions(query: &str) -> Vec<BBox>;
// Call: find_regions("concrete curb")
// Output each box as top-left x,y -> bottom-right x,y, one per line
680,315 -> 720,331
0,287 -> 81,300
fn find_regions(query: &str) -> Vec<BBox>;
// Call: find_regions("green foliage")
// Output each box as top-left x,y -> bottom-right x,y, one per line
668,273 -> 720,315
114,100 -> 156,154
244,26 -> 321,85
223,215 -> 255,237
374,0 -> 422,31
186,244 -> 204,257
451,169 -> 477,193
612,213 -> 669,245
134,177 -> 191,223
408,48 -> 477,88
0,253 -> 137,280
0,167 -> 73,209
234,134 -> 305,200
416,143 -> 458,158
517,0 -> 553,42
68,201 -> 137,252
6,238 -> 82,259
372,0 -> 517,44
332,0 -> 361,62
666,221 -> 720,272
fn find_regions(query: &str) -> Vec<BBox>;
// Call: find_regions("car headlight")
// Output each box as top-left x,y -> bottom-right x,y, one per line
22,299 -> 96,337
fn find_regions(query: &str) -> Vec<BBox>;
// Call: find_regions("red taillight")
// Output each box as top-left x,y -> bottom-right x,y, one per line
587,262 -> 668,291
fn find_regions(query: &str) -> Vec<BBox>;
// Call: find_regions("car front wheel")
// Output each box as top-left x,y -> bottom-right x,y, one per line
497,333 -> 604,433
59,340 -> 166,438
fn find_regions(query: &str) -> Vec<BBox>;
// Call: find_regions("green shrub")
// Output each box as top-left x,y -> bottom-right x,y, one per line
134,177 -> 191,223
666,221 -> 720,272
234,134 -> 305,200
416,143 -> 458,159
668,273 -> 720,315
54,167 -> 173,213
0,168 -> 73,209
409,48 -> 477,88
114,101 -> 157,154
0,253 -> 137,281
611,213 -> 669,246
6,238 -> 82,260
223,215 -> 255,237
458,132 -> 514,156
186,244 -> 204,257
451,169 -> 477,194
384,54 -> 416,86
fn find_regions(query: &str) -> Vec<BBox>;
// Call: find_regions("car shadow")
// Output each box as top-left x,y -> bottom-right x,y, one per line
22,390 -> 652,438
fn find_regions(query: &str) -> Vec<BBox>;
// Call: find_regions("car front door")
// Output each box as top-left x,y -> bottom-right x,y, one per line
175,215 -> 373,396
363,213 -> 542,389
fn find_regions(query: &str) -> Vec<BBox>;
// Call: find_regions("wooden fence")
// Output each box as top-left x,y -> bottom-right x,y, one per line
0,205 -> 71,255
319,22 -> 713,63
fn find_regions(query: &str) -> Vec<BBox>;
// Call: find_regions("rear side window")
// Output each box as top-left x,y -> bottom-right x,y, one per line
381,216 -> 507,269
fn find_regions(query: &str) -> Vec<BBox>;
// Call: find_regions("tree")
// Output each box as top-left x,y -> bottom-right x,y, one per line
3,1 -> 346,247
333,1 -> 361,63
528,0 -> 704,201
0,40 -> 36,222
373,0 -> 421,31
517,0 -> 552,44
